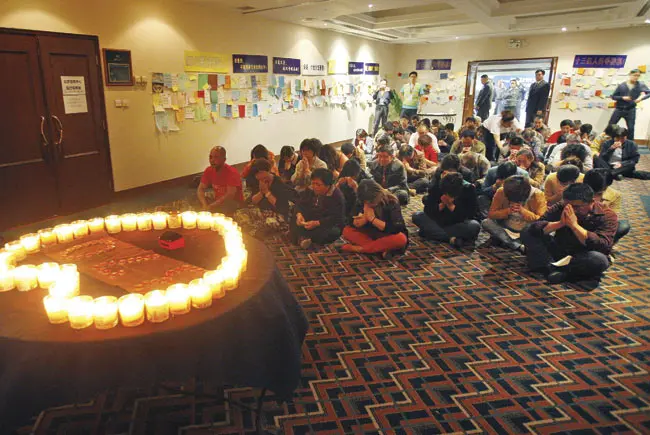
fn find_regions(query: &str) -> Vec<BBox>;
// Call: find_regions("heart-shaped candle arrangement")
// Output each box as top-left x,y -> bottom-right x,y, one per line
0,211 -> 247,330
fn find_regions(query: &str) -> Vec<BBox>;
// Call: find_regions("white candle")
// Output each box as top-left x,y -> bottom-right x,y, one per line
105,215 -> 122,234
93,296 -> 119,329
118,293 -> 145,327
0,251 -> 16,268
181,211 -> 197,229
203,270 -> 225,299
37,262 -> 60,289
20,233 -> 41,253
49,264 -> 79,298
137,213 -> 153,231
88,217 -> 105,233
0,267 -> 15,292
71,220 -> 89,238
152,212 -> 168,230
197,212 -> 213,230
166,283 -> 191,315
43,295 -> 68,324
67,296 -> 94,329
38,228 -> 57,246
54,224 -> 74,243
167,212 -> 182,229
189,278 -> 212,309
13,265 -> 38,291
120,213 -> 138,232
4,241 -> 26,262
144,290 -> 170,323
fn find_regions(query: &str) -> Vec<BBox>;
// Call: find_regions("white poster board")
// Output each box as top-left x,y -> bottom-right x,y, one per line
61,76 -> 88,114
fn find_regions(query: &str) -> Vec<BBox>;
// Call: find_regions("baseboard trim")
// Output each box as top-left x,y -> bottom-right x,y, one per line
636,139 -> 648,145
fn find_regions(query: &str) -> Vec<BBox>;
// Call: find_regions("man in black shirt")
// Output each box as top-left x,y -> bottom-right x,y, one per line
475,74 -> 493,122
608,69 -> 649,141
372,79 -> 392,136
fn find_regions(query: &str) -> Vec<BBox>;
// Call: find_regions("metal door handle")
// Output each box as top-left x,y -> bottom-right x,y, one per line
40,116 -> 49,147
51,115 -> 64,148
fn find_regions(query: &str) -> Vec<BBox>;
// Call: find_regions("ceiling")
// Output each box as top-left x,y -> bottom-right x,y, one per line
190,0 -> 650,43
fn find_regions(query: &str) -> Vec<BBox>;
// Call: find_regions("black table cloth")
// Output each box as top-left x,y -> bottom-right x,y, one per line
0,230 -> 307,431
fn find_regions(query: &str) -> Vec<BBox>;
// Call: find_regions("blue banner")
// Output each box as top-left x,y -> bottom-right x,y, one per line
573,55 -> 627,69
415,59 -> 452,71
232,54 -> 268,74
348,62 -> 364,75
273,57 -> 301,75
364,63 -> 380,75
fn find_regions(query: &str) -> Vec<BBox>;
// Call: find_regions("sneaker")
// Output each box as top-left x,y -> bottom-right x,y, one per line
299,238 -> 312,249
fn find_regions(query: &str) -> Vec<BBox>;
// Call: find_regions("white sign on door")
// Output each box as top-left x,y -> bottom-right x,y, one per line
61,76 -> 86,95
61,76 -> 88,114
63,95 -> 88,114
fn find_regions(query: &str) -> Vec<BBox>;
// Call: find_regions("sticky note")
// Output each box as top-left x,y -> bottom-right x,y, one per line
198,74 -> 208,90
576,68 -> 585,75
210,90 -> 219,103
224,75 -> 231,89
569,102 -> 578,111
208,74 -> 218,89
639,65 -> 647,73
217,74 -> 226,86
238,105 -> 246,118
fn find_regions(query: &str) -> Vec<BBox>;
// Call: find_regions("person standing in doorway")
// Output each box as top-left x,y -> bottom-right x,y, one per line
608,69 -> 649,141
525,69 -> 550,128
400,71 -> 425,120
475,74 -> 493,122
504,79 -> 525,121
372,78 -> 392,136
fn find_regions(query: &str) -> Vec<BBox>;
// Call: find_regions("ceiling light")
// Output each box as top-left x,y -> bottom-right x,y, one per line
455,36 -> 459,39
561,27 -> 567,32
645,18 -> 650,24
323,22 -> 328,26
368,4 -> 374,8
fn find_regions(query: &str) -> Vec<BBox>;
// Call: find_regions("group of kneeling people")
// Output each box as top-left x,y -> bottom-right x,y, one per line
198,133 -> 629,287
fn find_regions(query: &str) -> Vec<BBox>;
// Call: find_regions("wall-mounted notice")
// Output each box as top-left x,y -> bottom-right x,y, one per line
415,59 -> 452,71
184,51 -> 229,73
273,57 -> 301,75
302,61 -> 326,76
61,76 -> 88,114
364,63 -> 380,75
348,62 -> 364,75
328,59 -> 347,75
573,55 -> 627,69
233,54 -> 269,74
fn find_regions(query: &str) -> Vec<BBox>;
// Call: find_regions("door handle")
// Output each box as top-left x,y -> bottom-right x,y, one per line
40,116 -> 49,147
51,115 -> 64,154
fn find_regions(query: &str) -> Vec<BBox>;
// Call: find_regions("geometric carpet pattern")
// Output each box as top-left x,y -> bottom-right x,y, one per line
16,156 -> 650,434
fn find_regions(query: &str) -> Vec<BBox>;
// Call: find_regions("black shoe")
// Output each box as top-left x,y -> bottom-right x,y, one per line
452,237 -> 465,249
615,174 -> 624,181
548,270 -> 568,284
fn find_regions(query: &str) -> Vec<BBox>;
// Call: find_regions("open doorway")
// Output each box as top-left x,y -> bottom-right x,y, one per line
463,57 -> 558,125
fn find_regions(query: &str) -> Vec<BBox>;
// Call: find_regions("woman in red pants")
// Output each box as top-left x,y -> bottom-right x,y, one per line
341,179 -> 409,259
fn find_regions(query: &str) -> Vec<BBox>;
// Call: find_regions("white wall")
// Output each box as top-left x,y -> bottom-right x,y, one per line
393,27 -> 650,140
0,0 -> 394,191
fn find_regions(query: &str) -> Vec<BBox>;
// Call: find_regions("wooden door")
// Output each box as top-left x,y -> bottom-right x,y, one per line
38,35 -> 112,215
0,33 -> 59,230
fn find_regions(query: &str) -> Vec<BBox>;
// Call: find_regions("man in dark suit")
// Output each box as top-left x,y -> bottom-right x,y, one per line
608,68 -> 649,141
525,69 -> 550,127
475,74 -> 493,122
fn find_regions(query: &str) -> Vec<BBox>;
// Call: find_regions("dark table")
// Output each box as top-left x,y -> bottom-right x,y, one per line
0,229 -> 307,431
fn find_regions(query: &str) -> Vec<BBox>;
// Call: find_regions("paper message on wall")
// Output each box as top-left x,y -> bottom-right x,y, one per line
61,76 -> 88,114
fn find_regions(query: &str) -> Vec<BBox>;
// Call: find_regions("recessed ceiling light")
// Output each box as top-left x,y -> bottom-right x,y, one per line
323,22 -> 328,26
645,18 -> 650,24
368,4 -> 374,8
455,36 -> 459,39
561,27 -> 567,31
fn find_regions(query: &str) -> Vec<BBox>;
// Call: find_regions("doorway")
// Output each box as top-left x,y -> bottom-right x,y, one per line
463,57 -> 558,125
0,28 -> 113,231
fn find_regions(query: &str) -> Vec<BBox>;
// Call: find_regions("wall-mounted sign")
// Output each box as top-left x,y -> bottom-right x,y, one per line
303,61 -> 327,76
415,59 -> 452,71
184,51 -> 229,73
573,55 -> 627,69
273,57 -> 301,75
348,62 -> 364,75
102,49 -> 134,86
328,59 -> 347,75
232,54 -> 269,74
364,63 -> 380,75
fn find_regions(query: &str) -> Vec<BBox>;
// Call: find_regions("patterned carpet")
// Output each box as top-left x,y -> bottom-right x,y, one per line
15,157 -> 650,434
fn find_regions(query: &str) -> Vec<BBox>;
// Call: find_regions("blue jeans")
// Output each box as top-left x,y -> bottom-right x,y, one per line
401,107 -> 418,119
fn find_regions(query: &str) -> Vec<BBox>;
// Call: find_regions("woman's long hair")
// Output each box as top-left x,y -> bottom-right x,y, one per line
357,179 -> 397,216
318,144 -> 341,172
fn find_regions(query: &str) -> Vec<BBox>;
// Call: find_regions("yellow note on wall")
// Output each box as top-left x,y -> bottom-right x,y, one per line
576,68 -> 585,75
639,65 -> 647,73
568,102 -> 578,111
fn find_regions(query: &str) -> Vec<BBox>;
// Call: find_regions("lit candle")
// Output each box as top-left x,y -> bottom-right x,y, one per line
197,212 -> 213,230
43,295 -> 68,324
54,224 -> 74,243
38,228 -> 57,246
203,270 -> 225,299
0,251 -> 16,268
71,220 -> 89,238
4,241 -> 26,262
166,283 -> 191,315
20,233 -> 41,253
167,212 -> 182,229
118,293 -> 145,327
152,212 -> 168,230
37,262 -> 60,289
137,213 -> 153,231
88,217 -> 105,233
13,265 -> 38,291
221,268 -> 239,291
181,211 -> 197,229
105,215 -> 122,234
67,295 -> 94,329
189,278 -> 212,309
120,213 -> 138,232
0,267 -> 15,292
93,296 -> 119,329
144,290 -> 170,323
49,264 -> 79,298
